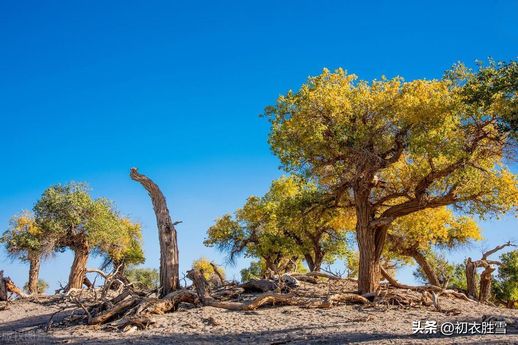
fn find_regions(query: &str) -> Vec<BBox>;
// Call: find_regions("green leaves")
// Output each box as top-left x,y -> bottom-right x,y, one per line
493,250 -> 518,306
206,176 -> 355,272
32,182 -> 144,264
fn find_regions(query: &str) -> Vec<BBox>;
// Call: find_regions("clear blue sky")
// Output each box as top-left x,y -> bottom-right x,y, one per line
1,0 -> 517,292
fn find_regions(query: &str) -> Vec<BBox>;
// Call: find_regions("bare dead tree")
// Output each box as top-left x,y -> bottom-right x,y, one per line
130,168 -> 180,297
465,241 -> 516,302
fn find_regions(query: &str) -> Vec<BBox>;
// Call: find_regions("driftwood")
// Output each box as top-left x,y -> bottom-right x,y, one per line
189,269 -> 368,312
380,266 -> 473,306
89,297 -> 138,325
240,279 -> 278,293
380,266 -> 442,292
305,271 -> 343,280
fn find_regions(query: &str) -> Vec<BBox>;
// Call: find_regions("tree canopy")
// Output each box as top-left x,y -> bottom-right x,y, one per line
33,182 -> 144,289
205,176 -> 355,273
1,211 -> 53,262
1,211 -> 55,294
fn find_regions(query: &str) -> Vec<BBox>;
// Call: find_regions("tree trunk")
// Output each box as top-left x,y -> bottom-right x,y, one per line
304,254 -> 316,272
356,202 -> 386,294
313,255 -> 323,272
465,257 -> 478,299
28,257 -> 41,294
357,226 -> 381,294
67,245 -> 89,290
130,168 -> 180,297
410,250 -> 441,287
479,265 -> 495,303
312,239 -> 323,272
0,271 -> 7,301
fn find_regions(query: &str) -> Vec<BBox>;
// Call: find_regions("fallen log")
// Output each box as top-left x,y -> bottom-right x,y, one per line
138,290 -> 197,315
380,266 -> 473,303
380,266 -> 442,292
305,271 -> 343,280
304,293 -> 370,308
89,297 -> 138,325
291,274 -> 319,284
240,279 -> 278,293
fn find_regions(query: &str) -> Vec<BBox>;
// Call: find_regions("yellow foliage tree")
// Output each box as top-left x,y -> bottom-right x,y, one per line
205,176 -> 355,274
192,257 -> 225,284
265,67 -> 517,293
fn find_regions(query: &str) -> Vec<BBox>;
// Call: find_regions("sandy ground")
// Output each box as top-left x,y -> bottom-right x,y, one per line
1,288 -> 517,345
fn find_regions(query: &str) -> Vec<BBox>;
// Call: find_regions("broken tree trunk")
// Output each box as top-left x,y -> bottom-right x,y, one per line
466,257 -> 478,299
130,168 -> 180,297
479,264 -> 495,303
466,241 -> 515,303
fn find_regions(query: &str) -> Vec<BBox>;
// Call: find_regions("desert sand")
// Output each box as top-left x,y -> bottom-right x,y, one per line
1,282 -> 517,345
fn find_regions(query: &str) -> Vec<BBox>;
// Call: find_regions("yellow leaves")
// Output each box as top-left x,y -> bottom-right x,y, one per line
449,216 -> 482,242
15,214 -> 41,236
192,257 -> 225,281
389,207 -> 482,252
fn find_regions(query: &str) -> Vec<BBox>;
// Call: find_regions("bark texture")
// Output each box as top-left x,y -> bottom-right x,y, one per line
479,265 -> 495,303
68,244 -> 89,290
28,257 -> 41,294
465,258 -> 478,299
130,168 -> 180,297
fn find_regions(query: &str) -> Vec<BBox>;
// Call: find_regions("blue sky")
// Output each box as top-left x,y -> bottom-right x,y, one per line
1,1 -> 517,292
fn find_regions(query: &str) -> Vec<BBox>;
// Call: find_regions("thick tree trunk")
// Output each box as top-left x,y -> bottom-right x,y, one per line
67,245 -> 89,290
28,257 -> 41,294
410,250 -> 441,287
130,168 -> 180,297
465,257 -> 478,299
356,206 -> 385,294
357,226 -> 381,294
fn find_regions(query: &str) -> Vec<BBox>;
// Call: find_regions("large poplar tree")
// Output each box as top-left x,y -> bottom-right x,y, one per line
265,64 -> 517,293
